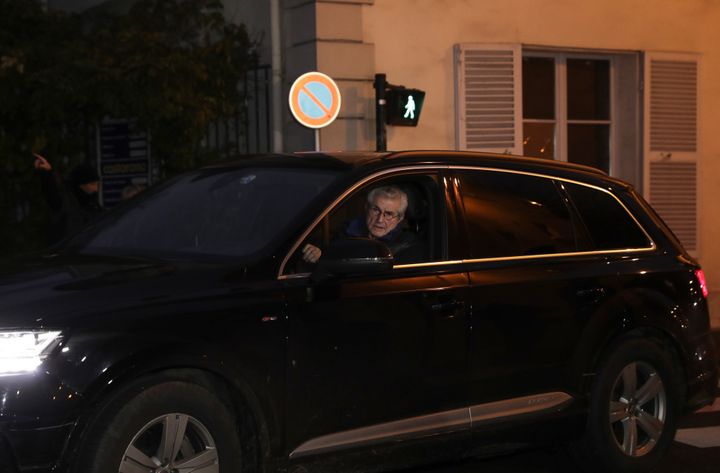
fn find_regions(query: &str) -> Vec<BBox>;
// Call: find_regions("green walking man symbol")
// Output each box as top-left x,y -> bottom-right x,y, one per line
403,95 -> 416,119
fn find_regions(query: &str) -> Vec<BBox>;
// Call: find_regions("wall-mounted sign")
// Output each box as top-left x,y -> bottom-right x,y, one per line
97,118 -> 151,208
288,72 -> 342,129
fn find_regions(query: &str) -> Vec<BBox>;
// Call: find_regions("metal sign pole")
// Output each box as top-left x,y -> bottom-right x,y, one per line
374,73 -> 387,152
315,129 -> 320,152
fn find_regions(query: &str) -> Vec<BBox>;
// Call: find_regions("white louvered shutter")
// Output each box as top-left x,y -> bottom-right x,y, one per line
454,44 -> 522,154
643,52 -> 699,253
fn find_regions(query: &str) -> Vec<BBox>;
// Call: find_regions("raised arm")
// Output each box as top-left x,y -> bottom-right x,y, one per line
34,153 -> 63,213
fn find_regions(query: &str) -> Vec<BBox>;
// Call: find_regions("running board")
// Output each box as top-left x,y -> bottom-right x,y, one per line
290,392 -> 574,458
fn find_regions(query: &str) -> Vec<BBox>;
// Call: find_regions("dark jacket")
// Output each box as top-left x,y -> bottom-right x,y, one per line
38,170 -> 102,245
343,217 -> 426,264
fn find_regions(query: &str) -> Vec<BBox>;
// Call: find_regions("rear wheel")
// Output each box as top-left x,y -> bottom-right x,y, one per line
608,360 -> 668,457
571,337 -> 682,473
72,373 -> 247,473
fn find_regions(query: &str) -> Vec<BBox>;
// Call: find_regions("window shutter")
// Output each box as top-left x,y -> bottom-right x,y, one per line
643,52 -> 699,253
454,44 -> 522,154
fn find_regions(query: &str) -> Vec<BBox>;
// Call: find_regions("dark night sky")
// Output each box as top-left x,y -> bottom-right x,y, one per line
46,0 -> 136,13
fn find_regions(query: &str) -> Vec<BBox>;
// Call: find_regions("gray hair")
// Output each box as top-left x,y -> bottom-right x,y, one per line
366,186 -> 408,216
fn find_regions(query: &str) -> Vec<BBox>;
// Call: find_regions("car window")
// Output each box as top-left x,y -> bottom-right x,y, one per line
561,181 -> 652,250
285,173 -> 443,274
68,167 -> 339,259
456,169 -> 578,259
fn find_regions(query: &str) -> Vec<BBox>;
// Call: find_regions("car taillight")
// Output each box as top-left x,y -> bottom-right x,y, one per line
695,269 -> 709,299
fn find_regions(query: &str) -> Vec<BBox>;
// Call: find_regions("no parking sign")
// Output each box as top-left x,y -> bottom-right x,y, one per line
289,72 -> 342,129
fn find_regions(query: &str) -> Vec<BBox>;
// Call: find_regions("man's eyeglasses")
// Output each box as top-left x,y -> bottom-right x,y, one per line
368,205 -> 401,221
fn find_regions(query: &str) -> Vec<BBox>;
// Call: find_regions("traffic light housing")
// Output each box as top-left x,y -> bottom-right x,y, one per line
386,87 -> 425,127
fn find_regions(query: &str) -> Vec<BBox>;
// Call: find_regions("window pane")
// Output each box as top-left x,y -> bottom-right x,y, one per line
287,175 -> 442,274
563,182 -> 650,250
76,167 -> 339,258
567,59 -> 610,120
568,124 -> 609,172
522,57 -> 555,119
523,122 -> 555,159
458,171 -> 576,259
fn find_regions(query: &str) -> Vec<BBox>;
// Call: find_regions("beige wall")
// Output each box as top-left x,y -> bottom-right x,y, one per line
360,0 -> 720,291
697,4 -> 720,294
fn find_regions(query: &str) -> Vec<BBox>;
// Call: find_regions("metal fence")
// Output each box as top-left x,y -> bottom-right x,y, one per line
202,64 -> 272,157
0,65 -> 274,256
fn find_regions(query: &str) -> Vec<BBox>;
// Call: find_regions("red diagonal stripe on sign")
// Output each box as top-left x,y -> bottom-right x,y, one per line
301,85 -> 332,118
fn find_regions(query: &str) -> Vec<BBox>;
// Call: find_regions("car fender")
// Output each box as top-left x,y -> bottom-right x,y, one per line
569,285 -> 691,396
52,331 -> 282,467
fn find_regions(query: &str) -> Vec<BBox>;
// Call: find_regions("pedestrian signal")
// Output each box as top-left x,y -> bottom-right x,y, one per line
386,87 -> 425,127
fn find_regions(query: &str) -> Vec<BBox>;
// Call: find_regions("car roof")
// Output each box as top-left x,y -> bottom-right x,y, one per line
208,150 -> 631,190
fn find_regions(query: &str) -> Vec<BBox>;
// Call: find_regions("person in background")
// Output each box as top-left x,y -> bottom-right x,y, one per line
33,153 -> 103,244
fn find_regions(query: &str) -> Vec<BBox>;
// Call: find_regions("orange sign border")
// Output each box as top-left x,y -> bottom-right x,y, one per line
288,72 -> 342,129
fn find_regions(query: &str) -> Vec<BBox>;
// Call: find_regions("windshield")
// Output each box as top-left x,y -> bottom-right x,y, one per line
66,166 -> 339,259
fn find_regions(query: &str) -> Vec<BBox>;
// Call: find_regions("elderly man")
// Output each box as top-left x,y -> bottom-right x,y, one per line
302,185 -> 423,264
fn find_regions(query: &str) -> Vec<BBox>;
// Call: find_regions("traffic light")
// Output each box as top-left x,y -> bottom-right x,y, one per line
386,87 -> 425,127
374,74 -> 427,150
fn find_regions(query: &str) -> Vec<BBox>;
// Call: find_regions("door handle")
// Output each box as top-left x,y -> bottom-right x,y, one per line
430,300 -> 465,315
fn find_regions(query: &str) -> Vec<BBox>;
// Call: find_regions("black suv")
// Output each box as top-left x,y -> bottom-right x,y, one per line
0,151 -> 715,473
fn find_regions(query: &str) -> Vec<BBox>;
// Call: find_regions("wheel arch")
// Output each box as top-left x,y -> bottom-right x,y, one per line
567,332 -> 685,472
571,286 -> 691,401
58,342 -> 277,473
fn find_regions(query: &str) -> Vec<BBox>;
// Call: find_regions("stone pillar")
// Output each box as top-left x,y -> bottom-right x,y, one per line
283,0 -> 375,152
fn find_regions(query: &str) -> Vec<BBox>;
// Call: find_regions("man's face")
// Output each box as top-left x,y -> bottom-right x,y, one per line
365,195 -> 404,239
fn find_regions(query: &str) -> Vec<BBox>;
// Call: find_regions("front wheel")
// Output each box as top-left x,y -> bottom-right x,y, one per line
120,411 -> 220,472
72,375 -> 246,473
570,337 -> 683,473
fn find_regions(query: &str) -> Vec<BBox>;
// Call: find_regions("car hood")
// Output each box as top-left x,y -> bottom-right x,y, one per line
0,253 -> 245,329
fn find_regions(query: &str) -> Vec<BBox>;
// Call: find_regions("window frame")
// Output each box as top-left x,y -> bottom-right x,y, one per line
522,50 -> 615,171
447,166 -> 656,264
558,180 -> 654,252
278,166 -> 454,279
450,168 -> 583,260
277,165 -> 657,280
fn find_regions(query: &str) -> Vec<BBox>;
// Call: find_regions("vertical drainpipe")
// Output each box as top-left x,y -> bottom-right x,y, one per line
270,0 -> 284,153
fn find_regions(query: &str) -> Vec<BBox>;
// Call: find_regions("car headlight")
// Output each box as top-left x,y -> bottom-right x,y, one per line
0,331 -> 62,376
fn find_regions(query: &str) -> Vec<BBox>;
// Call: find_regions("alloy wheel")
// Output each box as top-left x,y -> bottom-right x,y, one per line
118,413 -> 219,473
608,361 -> 667,457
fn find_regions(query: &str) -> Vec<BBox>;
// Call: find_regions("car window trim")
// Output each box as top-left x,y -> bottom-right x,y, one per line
289,391 -> 573,458
447,165 -> 657,252
277,165 -> 656,280
278,165 -> 449,278
553,179 -> 596,251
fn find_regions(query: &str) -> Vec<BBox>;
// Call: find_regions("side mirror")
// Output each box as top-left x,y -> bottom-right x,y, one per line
312,238 -> 393,281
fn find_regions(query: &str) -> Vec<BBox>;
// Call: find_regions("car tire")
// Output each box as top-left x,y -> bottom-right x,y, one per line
570,336 -> 683,473
71,373 -> 246,473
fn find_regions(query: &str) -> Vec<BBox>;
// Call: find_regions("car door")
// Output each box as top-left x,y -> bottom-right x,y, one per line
449,168 -> 601,413
280,170 -> 473,466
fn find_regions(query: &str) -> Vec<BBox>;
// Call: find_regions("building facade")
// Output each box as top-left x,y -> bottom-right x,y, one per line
250,0 -> 720,300
47,0 -> 720,300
